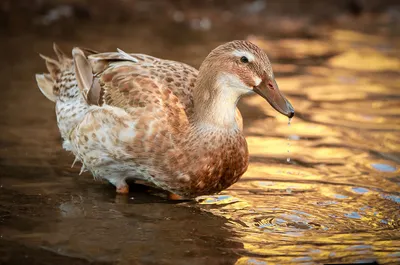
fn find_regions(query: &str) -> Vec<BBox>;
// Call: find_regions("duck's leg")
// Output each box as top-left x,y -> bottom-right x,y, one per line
116,182 -> 129,194
108,177 -> 129,194
168,192 -> 184,200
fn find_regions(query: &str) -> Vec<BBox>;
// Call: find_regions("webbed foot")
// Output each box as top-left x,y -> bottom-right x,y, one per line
116,184 -> 129,194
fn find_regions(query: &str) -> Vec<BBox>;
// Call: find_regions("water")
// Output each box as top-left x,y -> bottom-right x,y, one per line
1,22 -> 400,264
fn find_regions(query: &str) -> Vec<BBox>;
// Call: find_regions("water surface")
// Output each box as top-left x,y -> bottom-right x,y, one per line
0,24 -> 399,265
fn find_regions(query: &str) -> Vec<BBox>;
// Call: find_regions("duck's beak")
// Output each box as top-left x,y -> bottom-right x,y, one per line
253,78 -> 295,118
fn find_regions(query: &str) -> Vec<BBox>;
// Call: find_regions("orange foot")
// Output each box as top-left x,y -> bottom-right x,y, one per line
168,193 -> 184,200
116,185 -> 129,194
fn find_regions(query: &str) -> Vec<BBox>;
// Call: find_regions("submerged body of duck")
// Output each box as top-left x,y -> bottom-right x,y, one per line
36,41 -> 294,198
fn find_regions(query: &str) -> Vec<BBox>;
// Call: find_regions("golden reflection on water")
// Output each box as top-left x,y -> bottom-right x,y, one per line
329,48 -> 400,71
198,30 -> 400,264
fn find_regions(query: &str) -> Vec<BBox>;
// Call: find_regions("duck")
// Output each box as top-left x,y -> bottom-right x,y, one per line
35,40 -> 294,199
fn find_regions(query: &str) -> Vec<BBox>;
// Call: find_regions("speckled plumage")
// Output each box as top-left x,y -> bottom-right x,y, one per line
36,41 -> 293,198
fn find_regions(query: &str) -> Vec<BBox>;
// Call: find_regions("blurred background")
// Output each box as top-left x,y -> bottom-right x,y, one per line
2,0 -> 400,35
0,1 -> 399,265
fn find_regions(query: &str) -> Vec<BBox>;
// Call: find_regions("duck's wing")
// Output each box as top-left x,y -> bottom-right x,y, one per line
72,47 -> 198,136
73,47 -> 197,114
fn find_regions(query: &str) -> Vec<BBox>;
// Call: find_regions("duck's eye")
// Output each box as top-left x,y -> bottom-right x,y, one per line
240,56 -> 249,63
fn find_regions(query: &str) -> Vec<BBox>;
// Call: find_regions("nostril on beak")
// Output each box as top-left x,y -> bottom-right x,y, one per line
267,82 -> 274,90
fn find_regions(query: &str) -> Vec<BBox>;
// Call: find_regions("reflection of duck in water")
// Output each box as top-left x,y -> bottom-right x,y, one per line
54,192 -> 243,263
35,41 -> 294,198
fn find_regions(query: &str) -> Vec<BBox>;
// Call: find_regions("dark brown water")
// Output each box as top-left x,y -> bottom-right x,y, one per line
0,23 -> 399,265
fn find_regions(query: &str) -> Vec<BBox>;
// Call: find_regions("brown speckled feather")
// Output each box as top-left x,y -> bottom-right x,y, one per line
88,52 -> 197,113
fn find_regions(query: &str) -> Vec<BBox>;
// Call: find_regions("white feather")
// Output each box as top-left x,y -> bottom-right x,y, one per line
117,48 -> 139,63
232,50 -> 255,62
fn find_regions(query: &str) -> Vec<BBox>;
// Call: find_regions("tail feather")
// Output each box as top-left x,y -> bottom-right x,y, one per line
39,53 -> 61,80
53,43 -> 72,69
36,43 -> 73,102
35,73 -> 56,102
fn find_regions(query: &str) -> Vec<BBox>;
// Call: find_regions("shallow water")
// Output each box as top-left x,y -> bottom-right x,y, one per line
0,24 -> 399,265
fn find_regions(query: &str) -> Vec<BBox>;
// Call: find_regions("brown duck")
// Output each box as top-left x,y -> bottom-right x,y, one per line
35,40 -> 294,199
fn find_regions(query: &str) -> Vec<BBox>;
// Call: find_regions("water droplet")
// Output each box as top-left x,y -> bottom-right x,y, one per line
289,135 -> 300,140
286,118 -> 293,163
286,118 -> 292,163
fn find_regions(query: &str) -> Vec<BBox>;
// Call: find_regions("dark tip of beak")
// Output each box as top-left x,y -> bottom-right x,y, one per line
288,110 -> 295,118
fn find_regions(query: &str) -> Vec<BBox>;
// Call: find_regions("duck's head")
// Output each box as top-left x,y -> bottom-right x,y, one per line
198,40 -> 294,119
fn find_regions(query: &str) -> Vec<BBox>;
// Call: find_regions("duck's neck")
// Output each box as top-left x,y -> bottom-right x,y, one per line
192,72 -> 243,131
